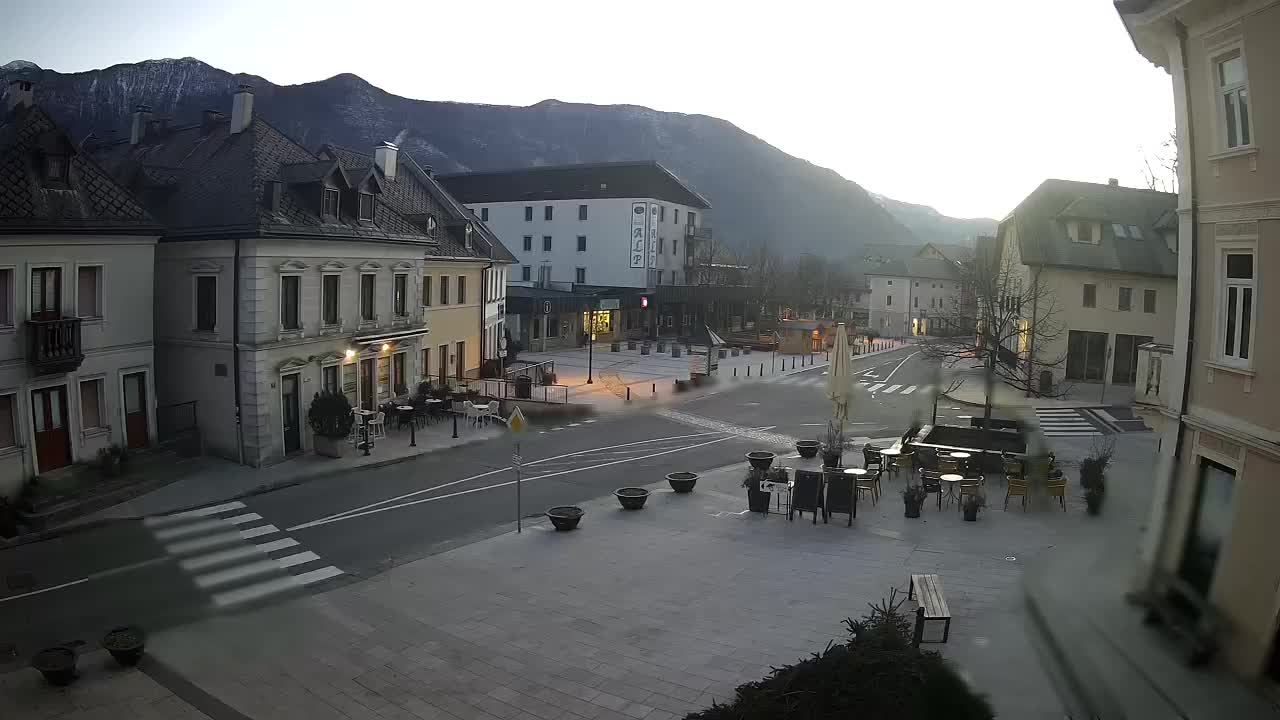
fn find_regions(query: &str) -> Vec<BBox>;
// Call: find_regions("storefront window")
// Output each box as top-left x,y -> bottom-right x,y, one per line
582,310 -> 611,338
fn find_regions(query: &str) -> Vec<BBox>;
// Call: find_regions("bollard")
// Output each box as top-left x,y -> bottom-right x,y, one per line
734,367 -> 737,377
626,386 -> 631,402
652,383 -> 656,395
760,363 -> 763,376
747,365 -> 751,377
409,416 -> 417,447
791,357 -> 795,370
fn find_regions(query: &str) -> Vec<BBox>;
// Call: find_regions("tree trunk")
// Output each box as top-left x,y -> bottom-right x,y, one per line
982,335 -> 995,455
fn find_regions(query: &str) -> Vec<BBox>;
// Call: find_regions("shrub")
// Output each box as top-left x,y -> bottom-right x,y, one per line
308,391 -> 355,438
684,591 -> 993,719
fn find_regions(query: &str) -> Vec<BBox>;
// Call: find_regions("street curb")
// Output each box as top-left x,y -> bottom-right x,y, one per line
940,391 -> 1110,412
1,430 -> 503,549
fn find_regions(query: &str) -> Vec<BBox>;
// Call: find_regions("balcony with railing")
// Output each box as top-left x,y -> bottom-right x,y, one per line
684,224 -> 713,240
27,317 -> 84,374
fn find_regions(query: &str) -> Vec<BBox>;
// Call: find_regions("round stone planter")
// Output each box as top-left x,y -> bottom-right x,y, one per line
743,347 -> 752,355
610,342 -> 621,352
656,341 -> 667,353
666,472 -> 698,493
546,506 -> 584,531
614,487 -> 650,510
102,626 -> 146,667
794,440 -> 821,459
731,348 -> 741,357
627,340 -> 637,350
671,346 -> 682,358
717,348 -> 727,359
32,647 -> 77,686
746,451 -> 776,471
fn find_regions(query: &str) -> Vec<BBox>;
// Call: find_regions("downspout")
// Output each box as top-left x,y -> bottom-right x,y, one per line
1027,263 -> 1041,397
233,236 -> 244,466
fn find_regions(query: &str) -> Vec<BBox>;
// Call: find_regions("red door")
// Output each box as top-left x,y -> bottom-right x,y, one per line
31,386 -> 71,471
123,372 -> 149,450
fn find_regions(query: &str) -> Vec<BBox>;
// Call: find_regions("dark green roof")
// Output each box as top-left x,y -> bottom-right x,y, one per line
1008,179 -> 1176,278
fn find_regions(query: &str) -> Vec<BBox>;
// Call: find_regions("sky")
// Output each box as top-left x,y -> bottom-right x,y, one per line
2,0 -> 1174,220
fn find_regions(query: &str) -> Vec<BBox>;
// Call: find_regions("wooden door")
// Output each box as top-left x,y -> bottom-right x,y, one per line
281,373 -> 301,454
31,386 -> 70,471
30,267 -> 61,320
359,359 -> 375,410
122,372 -> 149,450
455,341 -> 465,380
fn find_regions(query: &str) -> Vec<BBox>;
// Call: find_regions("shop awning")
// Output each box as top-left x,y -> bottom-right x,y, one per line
354,326 -> 431,345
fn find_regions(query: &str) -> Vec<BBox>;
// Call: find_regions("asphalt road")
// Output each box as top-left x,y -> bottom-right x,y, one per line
1,345 -> 932,666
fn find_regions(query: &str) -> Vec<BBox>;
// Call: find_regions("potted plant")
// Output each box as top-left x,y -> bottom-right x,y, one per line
31,647 -> 77,686
610,341 -> 621,352
656,340 -> 667,353
308,391 -> 355,458
614,487 -> 650,510
744,468 -> 772,512
540,370 -> 557,385
546,506 -> 584,530
102,625 -> 146,666
97,445 -> 123,478
962,494 -> 984,521
821,421 -> 844,468
795,439 -> 821,459
902,485 -> 927,518
666,471 -> 698,493
746,451 -> 776,471
671,345 -> 682,358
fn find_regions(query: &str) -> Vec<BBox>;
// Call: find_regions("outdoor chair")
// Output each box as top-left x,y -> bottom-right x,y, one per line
958,478 -> 983,510
939,457 -> 961,475
918,468 -> 944,511
790,470 -> 824,524
857,469 -> 881,506
1004,477 -> 1029,511
823,471 -> 855,527
479,401 -> 500,425
1046,476 -> 1068,511
1003,456 -> 1025,480
893,451 -> 915,481
862,445 -> 884,473
367,411 -> 386,439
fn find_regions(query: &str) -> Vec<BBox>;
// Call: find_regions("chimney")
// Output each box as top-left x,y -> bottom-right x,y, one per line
5,78 -> 34,113
1107,178 -> 1119,187
130,104 -> 153,145
230,84 -> 254,135
374,141 -> 398,180
202,109 -> 224,133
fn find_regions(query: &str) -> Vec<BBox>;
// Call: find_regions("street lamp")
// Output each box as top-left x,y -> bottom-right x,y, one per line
586,299 -> 596,384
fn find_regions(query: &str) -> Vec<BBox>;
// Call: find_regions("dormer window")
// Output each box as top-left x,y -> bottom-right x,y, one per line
358,192 -> 375,222
464,222 -> 474,250
322,188 -> 340,217
425,215 -> 438,233
43,154 -> 67,184
1069,220 -> 1099,245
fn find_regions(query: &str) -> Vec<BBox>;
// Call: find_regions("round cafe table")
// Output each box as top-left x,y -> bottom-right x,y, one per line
946,451 -> 973,475
940,473 -> 964,506
879,447 -> 902,478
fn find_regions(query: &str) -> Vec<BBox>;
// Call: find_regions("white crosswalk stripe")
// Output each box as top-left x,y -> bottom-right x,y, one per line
763,374 -> 933,396
867,383 -> 886,392
1035,408 -> 1103,437
902,385 -> 917,394
144,502 -> 343,610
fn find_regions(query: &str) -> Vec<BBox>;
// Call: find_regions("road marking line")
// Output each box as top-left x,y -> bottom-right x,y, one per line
153,519 -> 227,541
224,513 -> 263,526
239,524 -> 281,540
275,551 -> 320,569
294,565 -> 344,585
0,577 -> 89,603
209,567 -> 347,608
882,351 -> 919,383
172,501 -> 246,519
256,538 -> 301,553
884,384 -> 903,394
867,383 -> 885,392
902,385 -> 917,394
181,545 -> 264,571
165,531 -> 242,555
195,559 -> 281,588
289,434 -> 743,532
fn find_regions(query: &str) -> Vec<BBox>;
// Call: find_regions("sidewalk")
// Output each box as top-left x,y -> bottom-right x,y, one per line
5,429 -> 1149,720
943,368 -> 1135,409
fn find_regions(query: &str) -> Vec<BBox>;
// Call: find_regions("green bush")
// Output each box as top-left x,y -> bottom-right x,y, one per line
308,391 -> 355,438
683,592 -> 992,720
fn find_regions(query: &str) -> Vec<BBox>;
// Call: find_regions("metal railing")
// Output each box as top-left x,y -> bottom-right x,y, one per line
476,378 -> 569,404
684,224 -> 713,240
504,360 -> 556,382
27,317 -> 83,373
157,400 -> 202,455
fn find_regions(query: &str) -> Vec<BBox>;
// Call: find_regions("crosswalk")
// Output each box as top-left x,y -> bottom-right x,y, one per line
1035,408 -> 1103,437
770,373 -> 931,396
144,501 -> 342,610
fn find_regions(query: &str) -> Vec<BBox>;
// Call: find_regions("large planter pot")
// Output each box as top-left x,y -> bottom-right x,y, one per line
614,487 -> 650,510
313,434 -> 348,458
904,500 -> 923,518
546,506 -> 583,531
963,507 -> 978,522
821,450 -> 842,468
656,341 -> 667,353
32,647 -> 77,686
627,340 -> 637,350
102,626 -> 146,667
747,485 -> 772,513
1085,489 -> 1104,516
640,344 -> 651,356
666,472 -> 698,493
671,346 -> 682,358
610,342 -> 621,352
731,348 -> 740,357
718,348 -> 727,359
794,440 -> 820,459
746,451 -> 776,471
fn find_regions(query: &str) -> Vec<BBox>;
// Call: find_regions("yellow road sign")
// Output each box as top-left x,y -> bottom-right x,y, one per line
508,405 -> 528,433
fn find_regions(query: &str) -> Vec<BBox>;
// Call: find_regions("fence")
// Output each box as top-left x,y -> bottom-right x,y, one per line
156,400 -> 202,455
476,378 -> 570,404
505,360 -> 557,383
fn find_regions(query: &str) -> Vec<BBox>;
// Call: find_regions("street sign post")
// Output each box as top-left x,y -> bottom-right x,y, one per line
508,406 -> 527,531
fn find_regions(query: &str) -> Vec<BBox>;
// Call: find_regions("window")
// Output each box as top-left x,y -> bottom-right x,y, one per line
280,275 -> 301,329
360,274 -> 376,321
1118,286 -> 1132,312
521,266 -> 531,282
524,206 -> 533,221
542,236 -> 552,252
522,235 -> 532,252
577,235 -> 587,252
44,155 -> 67,183
886,295 -> 892,306
1112,223 -> 1128,238
1217,52 -> 1251,149
358,192 -> 375,222
578,204 -> 588,220
321,274 -> 340,325
77,266 -> 102,318
195,275 -> 217,331
1220,250 -> 1255,364
421,348 -> 430,379
392,352 -> 407,394
322,188 -> 340,217
1083,283 -> 1097,308
0,268 -> 11,326
457,275 -> 466,304
532,316 -> 541,339
657,271 -> 664,285
480,207 -> 489,221
658,237 -> 664,254
1179,459 -> 1236,595
660,206 -> 666,222
394,274 -> 408,317
1128,225 -> 1143,240
673,209 -> 679,225
80,379 -> 104,430
914,296 -> 918,308
322,365 -> 339,394
930,297 -> 935,309
440,276 -> 450,305
575,267 -> 586,284
544,206 -> 553,221
0,395 -> 13,449
422,276 -> 432,307
672,239 -> 678,255
1072,221 -> 1098,244
887,280 -> 893,286
915,282 -> 919,288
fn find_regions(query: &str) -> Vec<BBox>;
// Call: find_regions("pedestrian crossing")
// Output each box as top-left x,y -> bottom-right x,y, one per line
769,373 -> 930,396
1035,408 -> 1103,437
143,501 -> 342,610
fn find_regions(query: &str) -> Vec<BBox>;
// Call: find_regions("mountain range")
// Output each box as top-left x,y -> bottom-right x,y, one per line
1,58 -> 995,257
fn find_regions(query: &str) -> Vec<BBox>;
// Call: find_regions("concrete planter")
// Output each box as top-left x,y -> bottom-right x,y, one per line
718,348 -> 727,359
671,346 -> 682,358
627,341 -> 637,350
640,344 -> 651,355
656,341 -> 667,352
610,342 -> 621,352
731,348 -> 740,357
313,434 -> 348,458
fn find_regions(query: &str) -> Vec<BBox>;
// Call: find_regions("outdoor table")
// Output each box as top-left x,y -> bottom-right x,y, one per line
940,473 -> 964,506
396,405 -> 415,430
759,474 -> 793,517
880,447 -> 902,479
945,450 -> 973,474
352,409 -> 375,449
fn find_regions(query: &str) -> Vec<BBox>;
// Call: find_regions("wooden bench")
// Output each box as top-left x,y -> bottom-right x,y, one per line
1135,570 -> 1221,666
908,574 -> 951,646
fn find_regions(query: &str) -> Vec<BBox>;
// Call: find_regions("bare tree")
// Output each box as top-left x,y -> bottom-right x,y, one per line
744,242 -> 784,319
918,244 -> 1069,438
1141,129 -> 1179,193
691,237 -> 731,285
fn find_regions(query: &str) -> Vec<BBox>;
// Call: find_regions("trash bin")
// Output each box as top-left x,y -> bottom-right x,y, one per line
515,375 -> 533,399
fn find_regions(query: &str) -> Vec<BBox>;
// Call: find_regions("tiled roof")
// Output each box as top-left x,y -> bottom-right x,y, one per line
0,103 -> 156,232
436,161 -> 711,209
1008,179 -> 1176,277
863,257 -> 962,280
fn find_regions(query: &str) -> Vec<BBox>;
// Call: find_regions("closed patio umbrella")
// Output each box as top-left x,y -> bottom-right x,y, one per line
826,323 -> 855,425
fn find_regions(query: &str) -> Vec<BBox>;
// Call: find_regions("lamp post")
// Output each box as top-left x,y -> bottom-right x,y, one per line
586,298 -> 597,384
